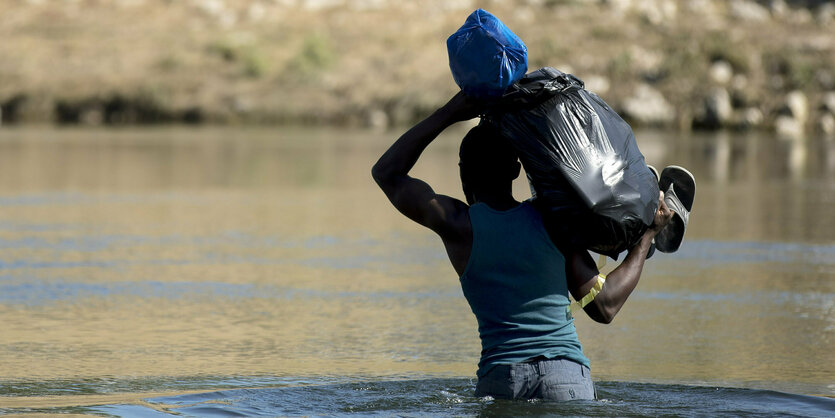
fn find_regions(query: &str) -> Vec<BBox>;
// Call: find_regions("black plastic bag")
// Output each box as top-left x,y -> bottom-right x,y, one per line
484,67 -> 659,257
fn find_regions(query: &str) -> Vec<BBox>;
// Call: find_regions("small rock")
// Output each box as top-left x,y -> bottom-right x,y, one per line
685,0 -> 720,18
775,115 -> 804,138
787,8 -> 813,24
821,92 -> 835,113
605,0 -> 634,16
769,75 -> 785,91
513,8 -> 535,23
438,0 -> 475,12
817,3 -> 835,25
352,0 -> 387,11
818,113 -> 835,136
706,87 -> 733,124
815,69 -> 833,90
556,64 -> 575,75
621,84 -> 675,125
583,75 -> 610,95
366,108 -> 388,130
247,2 -> 266,21
116,0 -> 146,6
731,74 -> 748,90
768,0 -> 787,17
783,90 -> 808,122
629,46 -> 663,75
635,0 -> 677,26
774,91 -> 809,137
300,0 -> 342,11
709,60 -> 733,85
228,95 -> 252,113
739,107 -> 764,128
80,106 -> 104,126
218,12 -> 236,27
693,87 -> 733,130
730,0 -> 771,22
195,0 -> 225,16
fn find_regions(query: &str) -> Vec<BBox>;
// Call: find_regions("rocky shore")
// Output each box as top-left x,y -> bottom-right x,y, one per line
1,0 -> 834,135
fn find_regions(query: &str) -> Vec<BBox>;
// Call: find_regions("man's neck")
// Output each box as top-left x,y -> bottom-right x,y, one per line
473,193 -> 520,211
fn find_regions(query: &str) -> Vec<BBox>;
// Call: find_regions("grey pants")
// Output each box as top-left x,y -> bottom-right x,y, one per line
474,358 -> 595,401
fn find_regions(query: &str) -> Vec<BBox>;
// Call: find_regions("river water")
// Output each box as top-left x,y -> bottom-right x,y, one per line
0,126 -> 832,416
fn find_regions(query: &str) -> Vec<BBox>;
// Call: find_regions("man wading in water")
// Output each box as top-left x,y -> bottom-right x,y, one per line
372,91 -> 673,401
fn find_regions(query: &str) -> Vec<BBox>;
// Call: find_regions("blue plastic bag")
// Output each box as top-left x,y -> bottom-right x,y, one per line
447,9 -> 528,98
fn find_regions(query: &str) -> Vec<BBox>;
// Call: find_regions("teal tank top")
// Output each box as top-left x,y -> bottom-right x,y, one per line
460,202 -> 590,378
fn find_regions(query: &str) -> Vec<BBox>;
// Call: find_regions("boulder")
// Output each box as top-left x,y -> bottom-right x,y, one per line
731,74 -> 748,91
818,113 -> 835,136
709,60 -> 733,85
730,0 -> 771,22
768,0 -> 789,18
80,106 -> 104,126
629,46 -> 663,75
685,0 -> 721,19
821,92 -> 835,114
773,91 -> 809,137
604,0 -> 635,16
701,87 -> 733,128
621,84 -> 675,125
775,115 -> 804,138
366,108 -> 388,130
787,8 -> 813,24
635,0 -> 678,26
736,107 -> 764,130
783,90 -> 809,123
583,75 -> 611,95
817,3 -> 835,25
816,69 -> 834,90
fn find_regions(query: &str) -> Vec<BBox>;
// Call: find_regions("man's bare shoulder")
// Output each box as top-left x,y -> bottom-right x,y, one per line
429,194 -> 472,239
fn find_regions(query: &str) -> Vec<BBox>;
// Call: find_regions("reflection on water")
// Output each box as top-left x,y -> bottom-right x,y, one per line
0,127 -> 832,415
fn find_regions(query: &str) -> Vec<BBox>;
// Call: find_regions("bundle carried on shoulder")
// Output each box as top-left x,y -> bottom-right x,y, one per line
484,68 -> 659,257
446,10 -> 657,257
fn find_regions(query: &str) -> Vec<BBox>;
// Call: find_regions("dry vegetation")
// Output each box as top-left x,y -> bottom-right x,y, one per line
1,0 -> 834,132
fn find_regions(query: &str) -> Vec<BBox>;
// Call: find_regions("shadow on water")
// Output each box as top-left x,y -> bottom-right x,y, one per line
52,379 -> 830,417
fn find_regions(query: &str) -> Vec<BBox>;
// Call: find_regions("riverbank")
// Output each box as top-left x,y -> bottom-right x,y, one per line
1,0 -> 834,135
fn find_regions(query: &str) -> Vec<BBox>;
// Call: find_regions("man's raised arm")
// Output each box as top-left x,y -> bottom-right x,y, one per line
371,92 -> 479,233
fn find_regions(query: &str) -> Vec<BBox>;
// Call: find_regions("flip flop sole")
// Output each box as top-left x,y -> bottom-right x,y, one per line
656,166 -> 696,253
659,165 -> 695,211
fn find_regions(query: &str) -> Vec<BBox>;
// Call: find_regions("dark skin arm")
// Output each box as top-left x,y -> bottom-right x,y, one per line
564,193 -> 673,324
371,92 -> 481,275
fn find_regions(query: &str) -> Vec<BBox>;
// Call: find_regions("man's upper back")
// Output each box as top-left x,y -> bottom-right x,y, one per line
460,202 -> 589,377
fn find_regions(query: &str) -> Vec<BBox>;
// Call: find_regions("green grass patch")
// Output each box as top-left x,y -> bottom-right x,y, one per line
285,33 -> 336,80
702,32 -> 751,74
207,39 -> 271,79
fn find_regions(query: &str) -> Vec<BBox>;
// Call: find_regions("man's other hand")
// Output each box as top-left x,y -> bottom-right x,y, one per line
440,91 -> 483,123
648,191 -> 674,235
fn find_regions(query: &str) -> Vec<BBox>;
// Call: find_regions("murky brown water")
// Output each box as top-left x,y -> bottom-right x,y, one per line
0,126 -> 832,414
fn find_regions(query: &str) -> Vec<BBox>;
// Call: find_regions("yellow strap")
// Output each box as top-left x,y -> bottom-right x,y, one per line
569,273 -> 606,314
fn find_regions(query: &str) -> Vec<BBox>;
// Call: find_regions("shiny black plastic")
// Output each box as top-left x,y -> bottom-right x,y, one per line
484,67 -> 659,257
